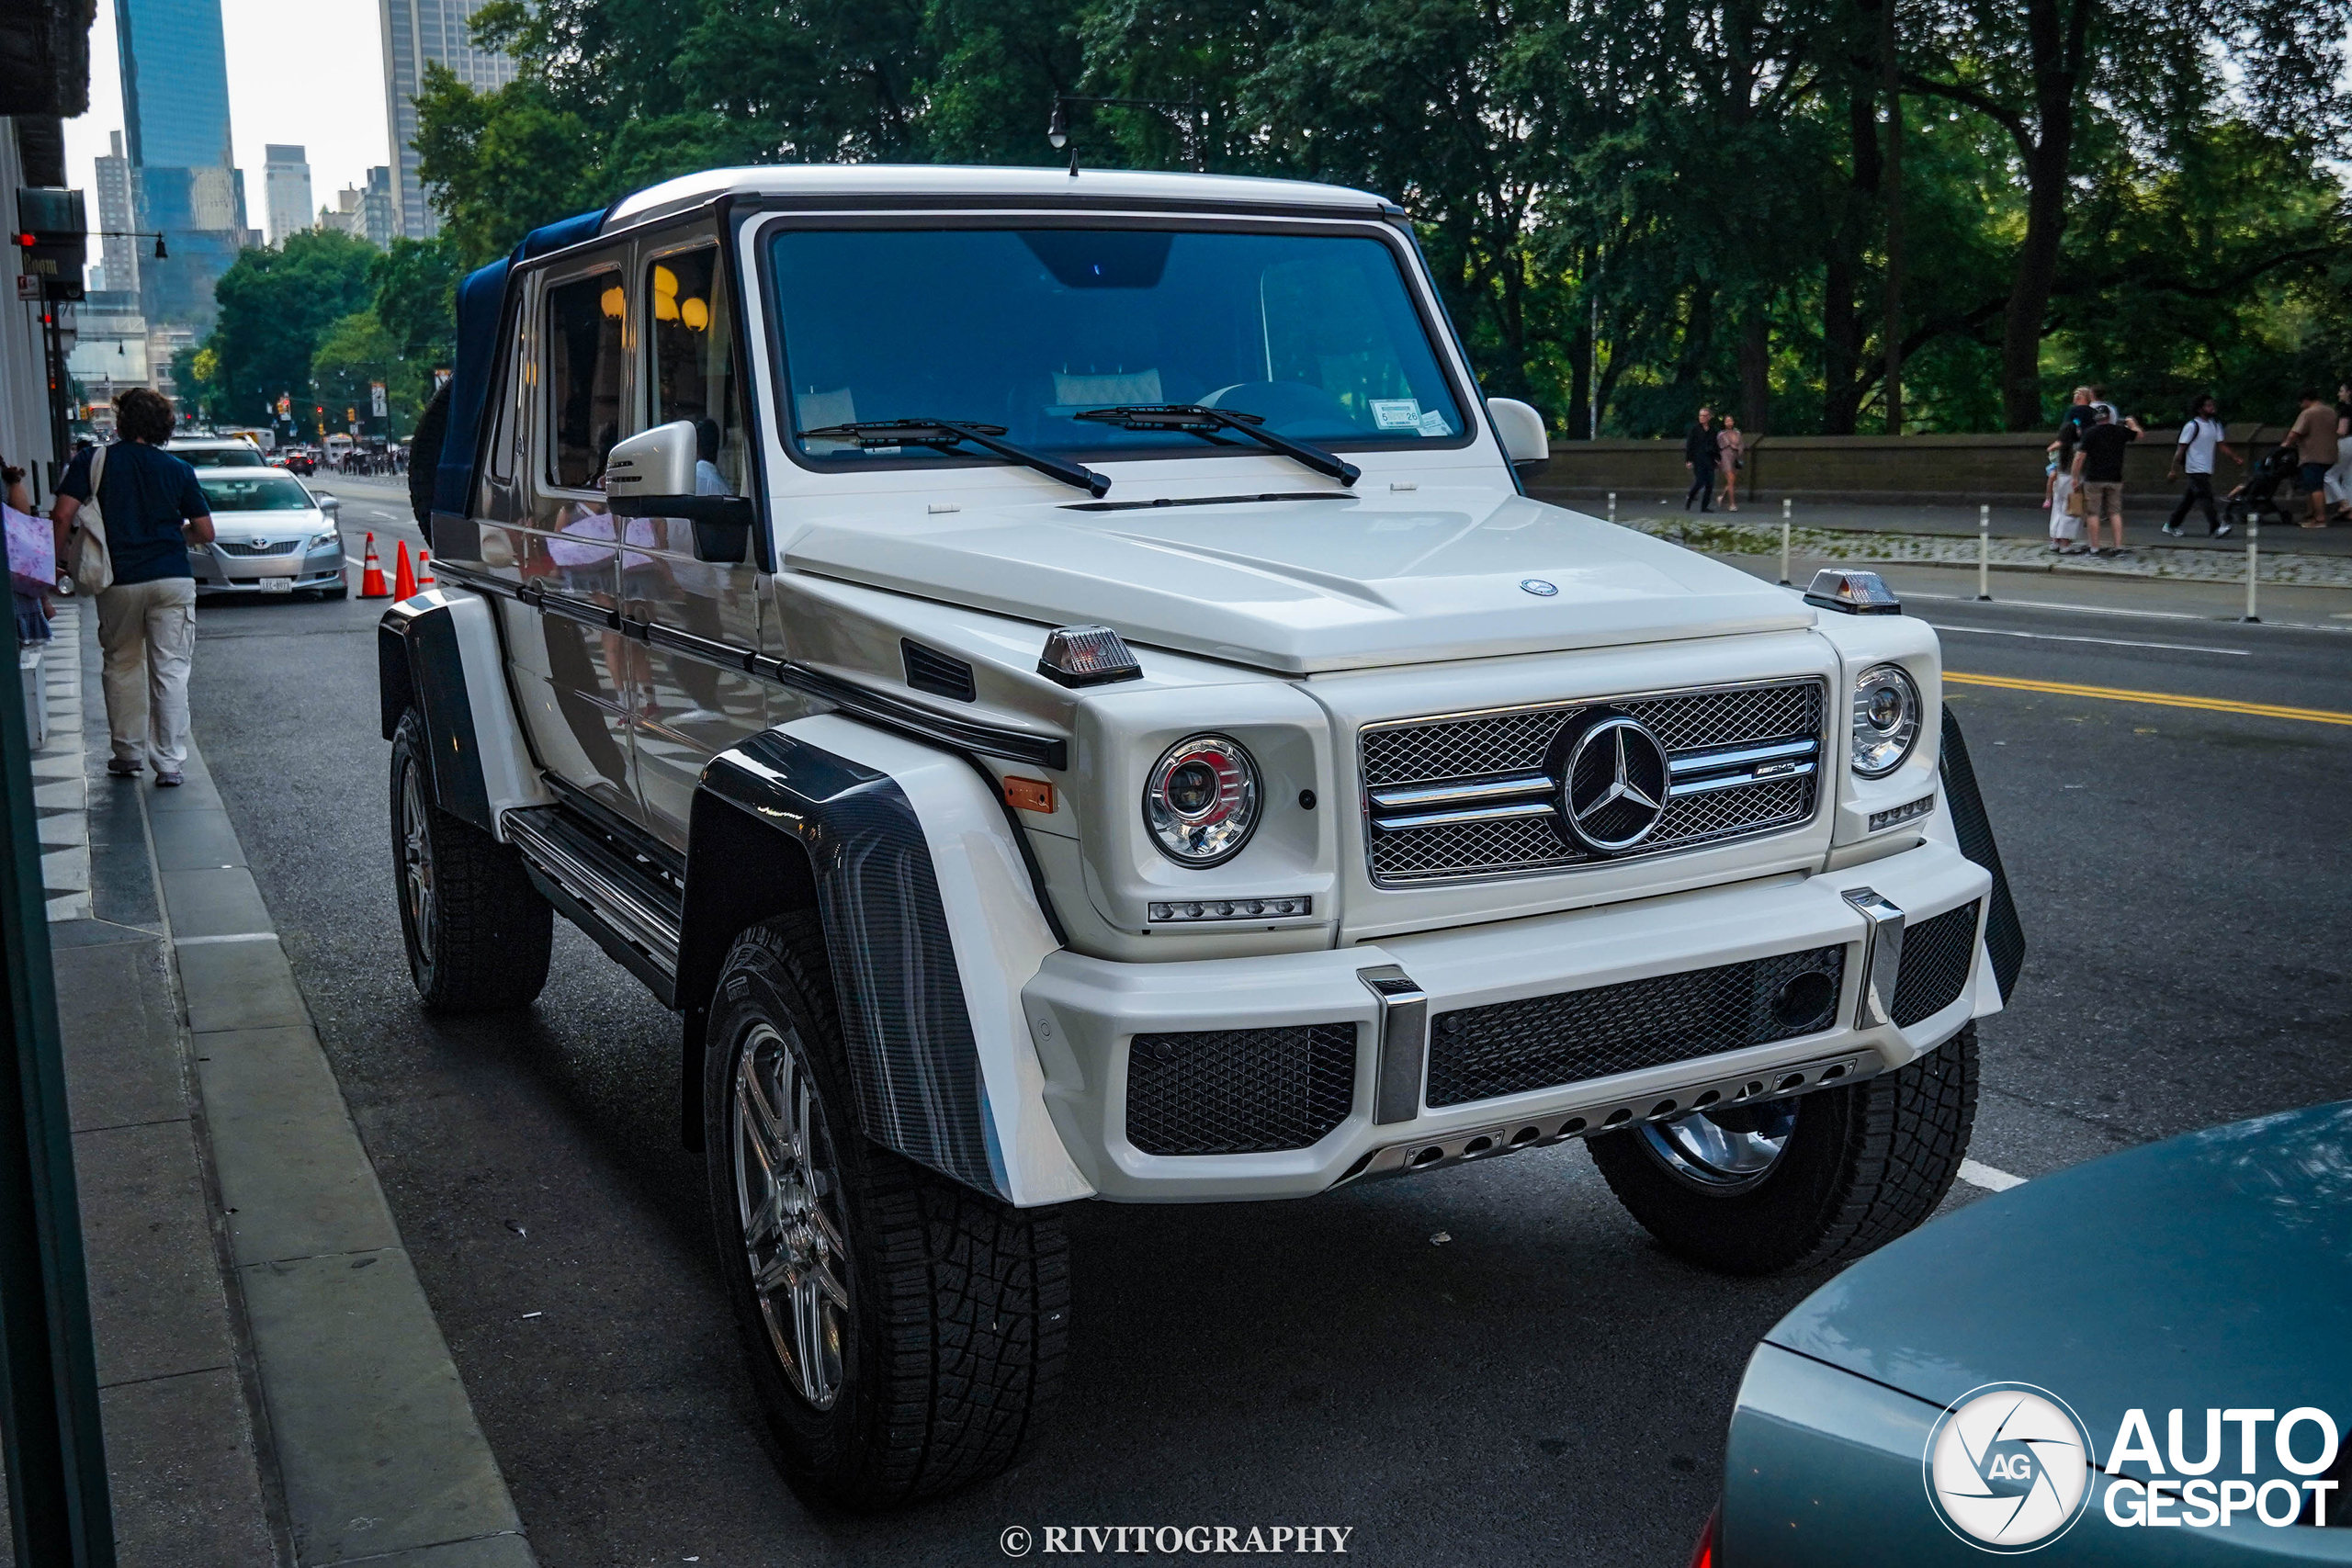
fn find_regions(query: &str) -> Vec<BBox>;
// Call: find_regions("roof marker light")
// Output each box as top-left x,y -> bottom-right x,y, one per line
1804,568 -> 1902,616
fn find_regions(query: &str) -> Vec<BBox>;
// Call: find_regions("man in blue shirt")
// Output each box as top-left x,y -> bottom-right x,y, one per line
51,388 -> 215,785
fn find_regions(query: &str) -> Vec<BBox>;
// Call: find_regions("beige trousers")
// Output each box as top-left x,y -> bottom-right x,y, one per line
95,576 -> 197,771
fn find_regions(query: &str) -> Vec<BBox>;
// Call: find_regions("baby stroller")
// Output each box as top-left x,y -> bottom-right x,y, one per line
2222,442 -> 2301,532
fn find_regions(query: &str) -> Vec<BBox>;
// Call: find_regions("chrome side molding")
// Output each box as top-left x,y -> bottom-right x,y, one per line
1357,964 -> 1430,1125
1842,886 -> 1906,1030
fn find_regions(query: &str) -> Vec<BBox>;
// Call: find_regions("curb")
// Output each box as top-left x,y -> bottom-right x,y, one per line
87,619 -> 536,1566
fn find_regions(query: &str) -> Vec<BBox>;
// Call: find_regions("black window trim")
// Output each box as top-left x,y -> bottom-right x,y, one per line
749,209 -> 1481,483
537,254 -> 630,499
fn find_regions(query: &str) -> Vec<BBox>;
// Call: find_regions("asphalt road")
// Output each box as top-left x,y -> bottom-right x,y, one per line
184,481 -> 2352,1566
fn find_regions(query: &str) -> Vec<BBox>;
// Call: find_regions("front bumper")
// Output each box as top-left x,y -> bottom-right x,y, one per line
194,545 -> 345,593
1023,835 -> 1993,1201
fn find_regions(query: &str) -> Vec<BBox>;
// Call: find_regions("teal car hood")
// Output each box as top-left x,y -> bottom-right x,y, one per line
1767,1102 -> 2352,1444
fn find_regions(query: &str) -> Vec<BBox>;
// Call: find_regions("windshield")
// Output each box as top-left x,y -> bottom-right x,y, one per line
174,445 -> 266,469
767,227 -> 1465,468
198,474 -> 313,513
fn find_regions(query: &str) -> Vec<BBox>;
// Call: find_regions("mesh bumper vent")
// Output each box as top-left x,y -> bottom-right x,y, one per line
1425,945 -> 1847,1109
1361,681 -> 1825,885
1892,899 -> 1981,1027
1125,1024 -> 1357,1156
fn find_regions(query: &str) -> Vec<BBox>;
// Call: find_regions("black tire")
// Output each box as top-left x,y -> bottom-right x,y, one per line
390,708 -> 551,1012
1588,1026 -> 1978,1276
703,916 -> 1068,1511
408,380 -> 450,543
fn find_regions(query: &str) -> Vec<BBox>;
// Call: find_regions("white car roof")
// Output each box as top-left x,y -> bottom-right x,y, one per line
170,438 -> 262,449
603,164 -> 1398,232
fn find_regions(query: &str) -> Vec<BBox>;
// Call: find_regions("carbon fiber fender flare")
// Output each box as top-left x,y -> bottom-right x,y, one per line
1937,706 -> 2025,1001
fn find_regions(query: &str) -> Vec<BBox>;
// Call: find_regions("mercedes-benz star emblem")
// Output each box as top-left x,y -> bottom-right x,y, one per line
1520,578 -> 1558,597
1561,716 -> 1670,852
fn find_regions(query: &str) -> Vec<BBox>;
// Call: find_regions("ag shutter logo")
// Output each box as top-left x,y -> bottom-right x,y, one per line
1923,1383 -> 2097,1552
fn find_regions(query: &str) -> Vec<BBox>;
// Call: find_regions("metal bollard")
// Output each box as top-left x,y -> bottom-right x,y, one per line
1976,502 -> 1992,601
1779,496 -> 1792,585
2242,519 -> 2260,623
1608,491 -> 1618,525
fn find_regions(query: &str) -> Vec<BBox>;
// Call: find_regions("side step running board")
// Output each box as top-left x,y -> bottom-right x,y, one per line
504,804 -> 683,1003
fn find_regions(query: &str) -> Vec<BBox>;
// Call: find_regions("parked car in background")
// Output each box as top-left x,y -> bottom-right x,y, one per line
165,435 -> 268,470
188,468 -> 345,600
1697,1100 -> 2352,1565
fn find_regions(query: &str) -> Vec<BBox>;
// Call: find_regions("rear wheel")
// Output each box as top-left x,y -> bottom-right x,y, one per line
390,709 -> 551,1011
704,916 -> 1068,1510
1588,1026 -> 1978,1275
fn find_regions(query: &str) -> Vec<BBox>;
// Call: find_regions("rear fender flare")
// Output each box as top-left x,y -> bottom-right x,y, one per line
689,716 -> 1091,1207
378,589 -> 549,833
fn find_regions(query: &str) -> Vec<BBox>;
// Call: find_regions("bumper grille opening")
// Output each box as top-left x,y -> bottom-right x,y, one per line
1125,1024 -> 1357,1156
1892,899 -> 1980,1027
1426,945 -> 1847,1109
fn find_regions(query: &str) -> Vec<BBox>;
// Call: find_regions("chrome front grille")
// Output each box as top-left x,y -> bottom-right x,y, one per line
212,538 -> 300,558
1361,680 -> 1826,886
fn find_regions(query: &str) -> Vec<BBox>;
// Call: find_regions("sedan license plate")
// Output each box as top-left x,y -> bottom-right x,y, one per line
261,578 -> 293,594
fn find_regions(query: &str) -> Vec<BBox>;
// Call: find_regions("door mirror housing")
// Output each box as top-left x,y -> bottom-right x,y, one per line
1487,398 -> 1550,471
603,419 -> 754,563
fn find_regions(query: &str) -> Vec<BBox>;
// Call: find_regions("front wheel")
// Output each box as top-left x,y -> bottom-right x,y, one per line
704,916 -> 1068,1510
389,709 -> 551,1011
1588,1026 -> 1978,1275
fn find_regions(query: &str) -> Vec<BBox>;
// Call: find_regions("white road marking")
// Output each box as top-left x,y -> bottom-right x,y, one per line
1902,590 -> 2205,621
1959,1158 -> 2026,1192
1926,623 -> 2247,656
174,931 -> 278,945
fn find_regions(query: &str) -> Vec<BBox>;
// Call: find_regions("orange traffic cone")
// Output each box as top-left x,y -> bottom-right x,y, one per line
417,548 -> 435,589
358,534 -> 390,598
392,540 -> 418,599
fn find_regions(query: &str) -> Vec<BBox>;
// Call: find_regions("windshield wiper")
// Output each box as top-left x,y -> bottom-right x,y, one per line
800,419 -> 1111,498
1071,404 -> 1361,488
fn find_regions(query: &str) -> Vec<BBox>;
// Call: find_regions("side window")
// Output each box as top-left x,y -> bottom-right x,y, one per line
546,269 -> 624,491
486,297 -> 525,483
645,246 -> 745,495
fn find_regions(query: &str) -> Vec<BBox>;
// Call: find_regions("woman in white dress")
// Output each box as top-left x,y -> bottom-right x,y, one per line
2324,381 -> 2352,522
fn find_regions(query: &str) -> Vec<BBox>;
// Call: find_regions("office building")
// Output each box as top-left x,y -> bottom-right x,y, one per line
362,165 -> 396,247
116,0 -> 245,332
379,0 -> 514,240
264,144 -> 311,246
95,129 -> 139,298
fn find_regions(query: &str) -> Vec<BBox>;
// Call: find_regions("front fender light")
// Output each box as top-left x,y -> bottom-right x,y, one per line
1849,663 -> 1921,778
1142,734 -> 1261,866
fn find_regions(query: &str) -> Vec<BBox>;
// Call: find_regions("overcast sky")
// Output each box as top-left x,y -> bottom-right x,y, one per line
62,0 -> 394,267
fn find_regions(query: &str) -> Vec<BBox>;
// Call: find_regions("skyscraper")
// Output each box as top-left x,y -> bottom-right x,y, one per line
362,165 -> 396,249
379,0 -> 515,241
264,144 -> 311,246
95,129 -> 139,299
115,0 -> 243,332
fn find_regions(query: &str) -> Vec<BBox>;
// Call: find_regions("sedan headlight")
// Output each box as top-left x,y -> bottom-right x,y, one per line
1142,735 -> 1261,866
310,531 -> 342,552
1849,663 -> 1921,778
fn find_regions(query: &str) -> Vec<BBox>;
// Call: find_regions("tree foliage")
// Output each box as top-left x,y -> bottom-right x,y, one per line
403,0 -> 2352,434
192,230 -> 381,429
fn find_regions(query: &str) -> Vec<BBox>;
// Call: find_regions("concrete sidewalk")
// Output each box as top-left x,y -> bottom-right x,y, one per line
34,605 -> 533,1566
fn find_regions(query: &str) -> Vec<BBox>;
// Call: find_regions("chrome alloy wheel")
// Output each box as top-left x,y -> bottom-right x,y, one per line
731,1021 -> 851,1409
399,763 -> 435,949
1641,1098 -> 1800,1190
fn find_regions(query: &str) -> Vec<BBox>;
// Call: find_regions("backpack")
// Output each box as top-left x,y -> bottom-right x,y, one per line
65,445 -> 111,596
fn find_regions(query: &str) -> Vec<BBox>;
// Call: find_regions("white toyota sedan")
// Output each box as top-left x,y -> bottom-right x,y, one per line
188,468 -> 346,599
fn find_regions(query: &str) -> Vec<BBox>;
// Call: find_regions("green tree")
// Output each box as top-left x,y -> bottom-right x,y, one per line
198,230 -> 380,429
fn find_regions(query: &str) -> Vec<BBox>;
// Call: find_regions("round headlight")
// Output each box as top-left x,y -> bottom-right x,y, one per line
1850,663 -> 1921,778
1143,735 -> 1261,866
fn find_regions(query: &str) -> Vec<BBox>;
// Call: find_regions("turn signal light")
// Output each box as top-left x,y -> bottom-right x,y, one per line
1804,568 -> 1902,615
1037,624 -> 1142,686
1003,777 -> 1055,814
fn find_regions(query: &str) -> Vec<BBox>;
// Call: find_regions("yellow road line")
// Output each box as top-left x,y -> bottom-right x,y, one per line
1946,671 -> 2352,727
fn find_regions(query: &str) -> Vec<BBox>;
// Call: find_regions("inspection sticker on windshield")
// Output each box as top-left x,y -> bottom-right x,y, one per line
1417,410 -> 1452,437
1371,398 -> 1424,431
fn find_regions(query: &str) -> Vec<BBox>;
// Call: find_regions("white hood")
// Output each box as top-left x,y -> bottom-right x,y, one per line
785,491 -> 1814,674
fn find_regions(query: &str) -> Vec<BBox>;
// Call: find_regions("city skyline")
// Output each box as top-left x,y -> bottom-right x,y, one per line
379,0 -> 514,240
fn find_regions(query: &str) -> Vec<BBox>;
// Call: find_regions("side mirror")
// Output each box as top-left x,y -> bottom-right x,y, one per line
316,493 -> 339,516
1487,398 -> 1550,470
604,419 -> 755,564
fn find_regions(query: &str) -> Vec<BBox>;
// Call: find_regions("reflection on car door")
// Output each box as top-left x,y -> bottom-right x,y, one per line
623,236 -> 774,848
507,258 -> 641,823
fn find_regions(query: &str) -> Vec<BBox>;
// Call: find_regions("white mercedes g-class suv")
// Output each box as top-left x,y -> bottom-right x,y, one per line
381,164 -> 2023,1510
